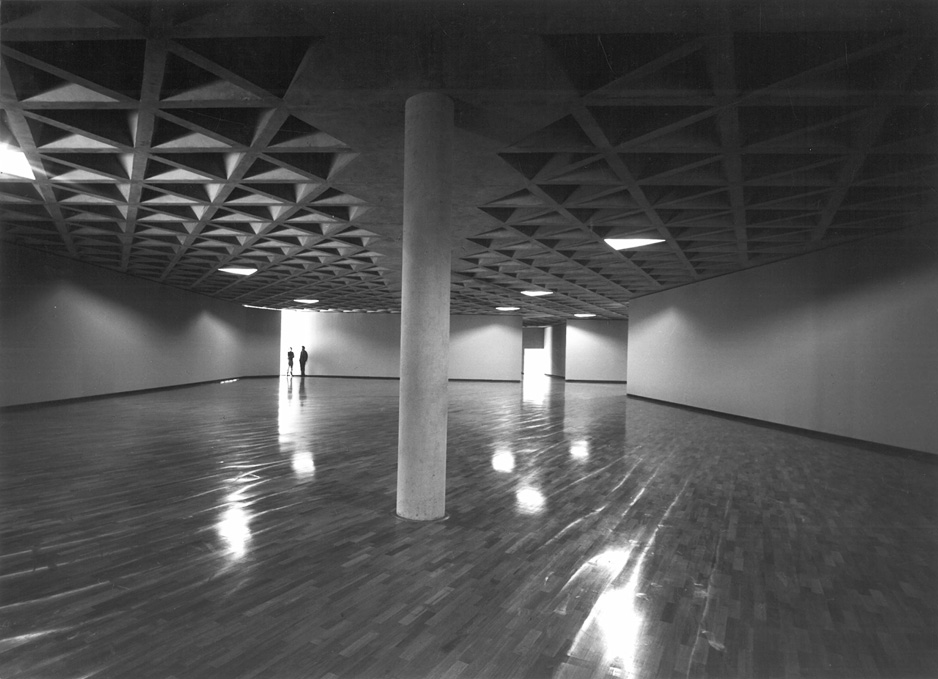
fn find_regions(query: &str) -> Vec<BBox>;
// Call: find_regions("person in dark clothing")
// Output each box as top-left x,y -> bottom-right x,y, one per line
286,347 -> 294,376
299,346 -> 308,377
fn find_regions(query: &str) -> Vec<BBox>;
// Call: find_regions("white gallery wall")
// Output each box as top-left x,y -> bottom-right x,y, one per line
281,312 -> 401,378
0,243 -> 280,407
565,320 -> 628,382
281,311 -> 522,381
627,225 -> 938,454
448,315 -> 522,380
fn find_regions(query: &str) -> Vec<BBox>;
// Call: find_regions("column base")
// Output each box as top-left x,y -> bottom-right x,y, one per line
394,511 -> 449,522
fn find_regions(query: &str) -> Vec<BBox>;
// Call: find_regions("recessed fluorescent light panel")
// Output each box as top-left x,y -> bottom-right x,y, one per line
574,313 -> 596,318
604,238 -> 665,250
294,299 -> 319,304
521,290 -> 553,297
0,147 -> 35,179
496,306 -> 520,311
219,267 -> 256,276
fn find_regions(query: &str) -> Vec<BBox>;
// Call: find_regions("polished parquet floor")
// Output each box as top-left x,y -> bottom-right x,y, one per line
1,377 -> 935,679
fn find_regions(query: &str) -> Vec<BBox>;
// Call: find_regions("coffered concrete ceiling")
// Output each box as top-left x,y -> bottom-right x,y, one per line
1,0 -> 936,324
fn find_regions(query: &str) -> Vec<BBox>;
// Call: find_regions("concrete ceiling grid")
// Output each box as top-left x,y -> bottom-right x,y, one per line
1,0 -> 935,325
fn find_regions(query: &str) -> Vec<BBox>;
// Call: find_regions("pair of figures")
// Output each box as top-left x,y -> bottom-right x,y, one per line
286,346 -> 308,376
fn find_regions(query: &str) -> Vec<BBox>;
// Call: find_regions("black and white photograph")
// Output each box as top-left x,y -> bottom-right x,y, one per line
1,1 -> 936,677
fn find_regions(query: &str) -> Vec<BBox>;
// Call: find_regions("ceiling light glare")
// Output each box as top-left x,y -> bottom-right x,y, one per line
604,238 -> 665,250
574,313 -> 596,318
496,306 -> 520,311
492,449 -> 515,472
0,146 -> 35,180
521,290 -> 553,297
294,299 -> 319,304
219,267 -> 257,276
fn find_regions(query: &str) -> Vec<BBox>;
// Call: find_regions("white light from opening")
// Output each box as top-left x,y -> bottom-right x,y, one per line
496,306 -> 520,311
0,147 -> 35,179
574,313 -> 596,318
294,298 -> 319,304
521,290 -> 553,297
220,267 -> 257,276
604,238 -> 665,250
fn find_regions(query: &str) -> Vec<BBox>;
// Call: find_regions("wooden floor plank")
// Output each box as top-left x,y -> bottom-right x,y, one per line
1,376 -> 936,678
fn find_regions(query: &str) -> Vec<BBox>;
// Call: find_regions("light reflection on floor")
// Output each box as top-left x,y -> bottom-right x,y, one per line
569,438 -> 590,460
557,543 -> 648,678
216,469 -> 264,562
213,378 -> 316,562
217,502 -> 252,559
492,447 -> 515,472
558,480 -> 692,678
515,483 -> 546,514
291,451 -> 315,478
278,376 -> 315,481
2,378 -> 936,678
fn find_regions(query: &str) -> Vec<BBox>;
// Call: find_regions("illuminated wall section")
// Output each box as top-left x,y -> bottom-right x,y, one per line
281,312 -> 401,378
627,225 -> 938,454
0,242 -> 280,407
280,311 -> 522,381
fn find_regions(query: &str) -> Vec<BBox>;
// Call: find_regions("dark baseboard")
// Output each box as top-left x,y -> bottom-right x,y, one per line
0,375 -> 278,412
2,374 -> 528,410
302,374 -> 520,383
626,393 -> 936,462
565,379 -> 628,384
297,374 -> 399,381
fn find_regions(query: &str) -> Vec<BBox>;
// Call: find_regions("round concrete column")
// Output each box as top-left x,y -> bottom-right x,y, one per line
396,93 -> 454,521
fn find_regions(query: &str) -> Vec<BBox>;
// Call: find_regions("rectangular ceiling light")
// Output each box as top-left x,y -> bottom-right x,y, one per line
521,290 -> 553,297
294,298 -> 319,304
604,238 -> 665,250
219,267 -> 257,275
0,147 -> 35,180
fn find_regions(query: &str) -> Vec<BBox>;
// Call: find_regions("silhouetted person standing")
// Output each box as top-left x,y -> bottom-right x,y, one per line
286,347 -> 294,376
299,346 -> 308,377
